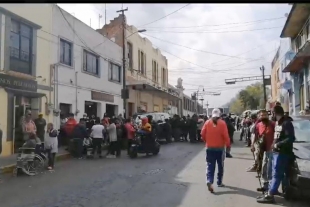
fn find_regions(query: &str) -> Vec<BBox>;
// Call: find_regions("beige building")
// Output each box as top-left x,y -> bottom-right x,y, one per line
271,47 -> 281,103
0,5 -> 54,156
98,15 -> 180,117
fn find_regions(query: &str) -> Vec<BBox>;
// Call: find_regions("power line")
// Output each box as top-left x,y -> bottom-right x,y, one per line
145,26 -> 282,34
137,4 -> 190,27
143,33 -> 272,63
142,16 -> 285,29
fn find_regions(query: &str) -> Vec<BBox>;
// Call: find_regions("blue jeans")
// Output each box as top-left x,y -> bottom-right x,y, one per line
268,152 -> 290,194
261,151 -> 273,189
206,149 -> 225,185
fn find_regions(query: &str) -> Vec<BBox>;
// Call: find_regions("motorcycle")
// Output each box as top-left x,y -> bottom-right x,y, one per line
129,130 -> 160,159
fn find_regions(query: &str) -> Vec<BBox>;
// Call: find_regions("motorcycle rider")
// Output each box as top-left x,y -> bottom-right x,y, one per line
257,105 -> 295,203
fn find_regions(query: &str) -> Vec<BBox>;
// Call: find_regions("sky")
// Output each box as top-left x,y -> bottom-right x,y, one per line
58,3 -> 292,108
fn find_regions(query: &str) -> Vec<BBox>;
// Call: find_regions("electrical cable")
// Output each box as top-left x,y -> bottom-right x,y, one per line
137,4 -> 191,28
143,33 -> 272,62
142,16 -> 285,29
145,26 -> 282,34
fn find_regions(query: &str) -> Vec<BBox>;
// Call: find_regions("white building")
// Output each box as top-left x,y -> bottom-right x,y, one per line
51,5 -> 123,127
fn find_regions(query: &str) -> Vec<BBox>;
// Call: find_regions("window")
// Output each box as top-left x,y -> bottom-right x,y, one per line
162,67 -> 167,87
83,50 -> 99,75
138,50 -> 146,75
127,42 -> 133,70
109,62 -> 121,83
152,60 -> 158,82
60,39 -> 72,66
10,19 -> 32,74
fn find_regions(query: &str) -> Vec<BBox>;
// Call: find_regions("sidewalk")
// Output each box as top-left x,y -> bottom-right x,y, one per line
0,147 -> 71,174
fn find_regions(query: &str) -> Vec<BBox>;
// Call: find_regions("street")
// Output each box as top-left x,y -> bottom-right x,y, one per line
0,133 -> 307,207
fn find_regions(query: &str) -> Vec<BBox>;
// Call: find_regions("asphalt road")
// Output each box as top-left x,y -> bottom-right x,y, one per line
0,133 -> 308,207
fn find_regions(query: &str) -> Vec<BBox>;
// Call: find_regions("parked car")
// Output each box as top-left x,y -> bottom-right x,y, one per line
134,112 -> 171,143
286,116 -> 310,200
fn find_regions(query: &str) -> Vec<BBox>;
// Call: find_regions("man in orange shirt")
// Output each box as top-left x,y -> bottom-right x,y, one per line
201,108 -> 231,193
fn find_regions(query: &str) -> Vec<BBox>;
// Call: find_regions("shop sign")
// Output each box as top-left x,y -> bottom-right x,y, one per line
282,80 -> 292,90
91,91 -> 114,103
0,73 -> 37,91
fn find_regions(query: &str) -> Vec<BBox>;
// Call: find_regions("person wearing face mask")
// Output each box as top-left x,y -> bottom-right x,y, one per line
257,106 -> 295,203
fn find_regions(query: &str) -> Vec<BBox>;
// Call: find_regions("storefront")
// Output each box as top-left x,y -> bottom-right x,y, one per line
0,73 -> 47,156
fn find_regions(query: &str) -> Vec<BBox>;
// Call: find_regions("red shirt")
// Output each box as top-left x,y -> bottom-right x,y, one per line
255,121 -> 275,151
125,123 -> 135,139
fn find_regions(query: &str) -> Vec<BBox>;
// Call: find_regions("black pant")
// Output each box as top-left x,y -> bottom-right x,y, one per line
197,130 -> 201,141
127,139 -> 133,154
107,141 -> 118,156
189,131 -> 196,142
71,138 -> 83,158
92,138 -> 103,156
46,149 -> 56,168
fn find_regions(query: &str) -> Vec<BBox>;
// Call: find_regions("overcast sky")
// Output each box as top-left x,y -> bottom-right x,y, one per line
59,3 -> 291,108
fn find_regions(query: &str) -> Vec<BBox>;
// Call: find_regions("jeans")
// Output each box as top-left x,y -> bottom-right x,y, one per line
92,138 -> 103,156
268,152 -> 290,194
46,149 -> 56,168
206,149 -> 225,185
261,151 -> 273,189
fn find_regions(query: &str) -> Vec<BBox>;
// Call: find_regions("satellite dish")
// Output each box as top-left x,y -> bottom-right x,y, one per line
284,13 -> 289,18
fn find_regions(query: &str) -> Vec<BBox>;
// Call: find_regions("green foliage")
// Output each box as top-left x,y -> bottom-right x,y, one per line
227,82 -> 269,115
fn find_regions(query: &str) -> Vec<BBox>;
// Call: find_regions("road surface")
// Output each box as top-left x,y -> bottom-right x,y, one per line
0,133 -> 307,207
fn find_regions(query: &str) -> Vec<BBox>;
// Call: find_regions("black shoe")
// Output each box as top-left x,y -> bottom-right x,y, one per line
257,187 -> 266,192
226,153 -> 233,158
256,195 -> 275,203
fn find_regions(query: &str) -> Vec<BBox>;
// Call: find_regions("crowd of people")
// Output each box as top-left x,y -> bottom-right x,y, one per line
202,105 -> 295,204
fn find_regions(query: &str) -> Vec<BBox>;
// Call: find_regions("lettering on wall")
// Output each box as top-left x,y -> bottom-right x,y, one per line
0,73 -> 37,91
91,91 -> 114,103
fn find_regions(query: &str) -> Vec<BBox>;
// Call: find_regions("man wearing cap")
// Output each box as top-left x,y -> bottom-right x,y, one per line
201,108 -> 231,193
34,113 -> 46,143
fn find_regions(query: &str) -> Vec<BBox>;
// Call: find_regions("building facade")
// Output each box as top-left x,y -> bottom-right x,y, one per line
280,4 -> 310,115
52,5 -> 123,128
0,5 -> 54,156
97,15 -> 180,117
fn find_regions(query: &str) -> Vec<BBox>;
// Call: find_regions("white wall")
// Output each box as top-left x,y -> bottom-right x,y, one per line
51,5 -> 123,124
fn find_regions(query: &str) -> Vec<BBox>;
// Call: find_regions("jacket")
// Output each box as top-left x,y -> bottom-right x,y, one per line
64,118 -> 77,137
201,119 -> 230,150
273,117 -> 295,155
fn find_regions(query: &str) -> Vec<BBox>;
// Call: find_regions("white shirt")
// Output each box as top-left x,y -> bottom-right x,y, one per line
91,124 -> 105,138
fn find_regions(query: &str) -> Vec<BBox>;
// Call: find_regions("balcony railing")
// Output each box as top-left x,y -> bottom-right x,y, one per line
292,15 -> 310,53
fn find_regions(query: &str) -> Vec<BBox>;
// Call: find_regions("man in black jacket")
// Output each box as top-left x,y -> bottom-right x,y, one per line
71,120 -> 88,159
257,105 -> 295,203
222,114 -> 234,158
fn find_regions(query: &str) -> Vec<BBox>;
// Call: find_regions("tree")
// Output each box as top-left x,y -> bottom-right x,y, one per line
225,82 -> 269,115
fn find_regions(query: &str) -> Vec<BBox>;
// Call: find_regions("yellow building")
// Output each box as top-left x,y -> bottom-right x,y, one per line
270,47 -> 281,103
0,5 -> 54,156
98,15 -> 180,117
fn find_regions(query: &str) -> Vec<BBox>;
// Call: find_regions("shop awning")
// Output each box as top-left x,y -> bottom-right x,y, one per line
283,41 -> 310,72
5,87 -> 46,98
127,83 -> 181,101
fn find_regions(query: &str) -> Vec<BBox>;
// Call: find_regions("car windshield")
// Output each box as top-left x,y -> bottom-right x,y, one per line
293,119 -> 310,142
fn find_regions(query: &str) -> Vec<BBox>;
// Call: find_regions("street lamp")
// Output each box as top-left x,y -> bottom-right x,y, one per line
126,29 -> 147,38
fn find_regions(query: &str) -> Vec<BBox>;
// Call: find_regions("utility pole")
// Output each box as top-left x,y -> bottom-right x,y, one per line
99,14 -> 102,28
260,65 -> 267,107
105,4 -> 107,25
206,101 -> 209,117
117,7 -> 128,118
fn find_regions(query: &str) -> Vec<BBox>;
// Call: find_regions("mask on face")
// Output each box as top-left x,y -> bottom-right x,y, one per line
276,115 -> 282,121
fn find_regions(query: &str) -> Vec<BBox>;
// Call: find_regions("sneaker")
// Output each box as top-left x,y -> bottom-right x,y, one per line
47,166 -> 53,170
218,183 -> 225,187
207,183 -> 214,193
246,166 -> 257,172
257,187 -> 266,192
256,194 -> 275,204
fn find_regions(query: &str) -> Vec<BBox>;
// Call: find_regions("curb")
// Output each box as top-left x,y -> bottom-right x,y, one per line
0,152 -> 71,175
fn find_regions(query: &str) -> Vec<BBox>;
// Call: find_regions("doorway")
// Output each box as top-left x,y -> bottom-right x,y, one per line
13,96 -> 32,153
128,102 -> 134,117
106,104 -> 116,118
85,101 -> 97,118
59,103 -> 72,118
